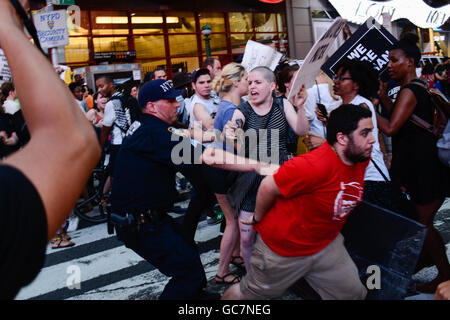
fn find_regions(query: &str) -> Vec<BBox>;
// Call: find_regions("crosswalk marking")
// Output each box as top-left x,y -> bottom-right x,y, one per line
16,217 -> 223,300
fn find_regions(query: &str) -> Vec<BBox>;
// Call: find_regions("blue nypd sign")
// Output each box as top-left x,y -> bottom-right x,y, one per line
33,10 -> 70,49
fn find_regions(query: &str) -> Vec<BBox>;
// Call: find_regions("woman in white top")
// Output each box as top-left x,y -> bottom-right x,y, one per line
304,70 -> 342,137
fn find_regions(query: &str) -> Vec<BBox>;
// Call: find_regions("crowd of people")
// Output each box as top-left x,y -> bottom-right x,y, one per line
1,0 -> 450,301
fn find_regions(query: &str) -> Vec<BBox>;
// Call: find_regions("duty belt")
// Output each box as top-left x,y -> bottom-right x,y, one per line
107,209 -> 168,234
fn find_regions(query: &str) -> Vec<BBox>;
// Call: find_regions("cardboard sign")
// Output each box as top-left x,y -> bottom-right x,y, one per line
287,18 -> 346,100
33,10 -> 70,49
321,17 -> 398,82
241,40 -> 283,72
329,0 -> 450,29
0,50 -> 12,85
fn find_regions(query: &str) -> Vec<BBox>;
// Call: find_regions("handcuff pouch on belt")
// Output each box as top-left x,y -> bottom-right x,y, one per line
107,209 -> 167,235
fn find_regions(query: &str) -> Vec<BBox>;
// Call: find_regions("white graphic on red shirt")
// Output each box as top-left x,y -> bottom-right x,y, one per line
333,181 -> 363,221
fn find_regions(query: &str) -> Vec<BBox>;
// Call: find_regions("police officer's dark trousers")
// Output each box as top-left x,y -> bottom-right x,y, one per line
115,215 -> 207,300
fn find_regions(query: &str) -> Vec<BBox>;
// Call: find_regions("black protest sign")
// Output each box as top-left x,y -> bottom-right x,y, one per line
321,17 -> 398,81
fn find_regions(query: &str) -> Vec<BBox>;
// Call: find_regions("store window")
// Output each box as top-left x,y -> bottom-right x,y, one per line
229,12 -> 253,33
91,10 -> 129,35
167,12 -> 197,33
231,33 -> 254,54
201,34 -> 228,55
64,37 -> 89,63
171,57 -> 199,73
141,59 -> 168,76
199,12 -> 226,33
255,13 -> 277,32
93,37 -> 128,52
68,10 -> 90,36
134,35 -> 166,58
169,35 -> 198,56
256,33 -> 277,45
277,13 -> 287,33
131,12 -> 164,34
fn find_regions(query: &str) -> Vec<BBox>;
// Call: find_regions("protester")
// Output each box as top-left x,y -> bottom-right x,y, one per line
0,0 -> 100,298
1,81 -> 20,115
152,66 -> 167,80
202,57 -> 222,80
97,75 -> 132,199
86,92 -> 107,127
303,70 -> 342,138
211,62 -> 249,284
221,104 -> 374,300
183,67 -> 223,234
434,64 -> 449,99
376,33 -> 450,293
223,66 -> 309,272
69,81 -> 87,113
275,62 -> 302,155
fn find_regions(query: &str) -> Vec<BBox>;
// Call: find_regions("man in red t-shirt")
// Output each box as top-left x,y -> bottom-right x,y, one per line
222,104 -> 375,300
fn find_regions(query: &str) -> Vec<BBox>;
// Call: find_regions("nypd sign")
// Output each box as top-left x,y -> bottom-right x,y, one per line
33,10 -> 70,49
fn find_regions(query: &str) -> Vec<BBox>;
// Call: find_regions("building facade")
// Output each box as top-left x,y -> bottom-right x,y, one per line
31,0 -> 288,77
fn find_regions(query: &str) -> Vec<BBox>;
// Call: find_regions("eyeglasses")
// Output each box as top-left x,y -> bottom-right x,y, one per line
333,75 -> 353,82
9,0 -> 46,57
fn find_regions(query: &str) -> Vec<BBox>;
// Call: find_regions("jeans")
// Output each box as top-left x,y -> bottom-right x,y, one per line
115,215 -> 207,300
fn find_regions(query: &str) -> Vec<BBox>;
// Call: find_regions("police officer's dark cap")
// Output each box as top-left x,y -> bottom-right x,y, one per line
138,79 -> 185,107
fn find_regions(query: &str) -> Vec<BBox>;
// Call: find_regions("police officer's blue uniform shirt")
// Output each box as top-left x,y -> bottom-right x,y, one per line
111,114 -> 201,213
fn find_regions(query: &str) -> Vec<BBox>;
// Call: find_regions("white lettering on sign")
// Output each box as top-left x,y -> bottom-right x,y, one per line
329,0 -> 450,29
346,44 -> 390,71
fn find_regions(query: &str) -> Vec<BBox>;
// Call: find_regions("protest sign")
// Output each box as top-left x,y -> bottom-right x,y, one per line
0,50 -> 12,85
321,17 -> 398,82
33,10 -> 70,49
287,18 -> 346,100
241,40 -> 283,72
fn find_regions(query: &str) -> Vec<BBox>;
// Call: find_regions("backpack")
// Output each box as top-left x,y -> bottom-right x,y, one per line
409,79 -> 450,166
109,93 -> 141,133
409,79 -> 450,139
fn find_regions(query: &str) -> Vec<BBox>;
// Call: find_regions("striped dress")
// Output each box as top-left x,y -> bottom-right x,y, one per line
236,96 -> 289,212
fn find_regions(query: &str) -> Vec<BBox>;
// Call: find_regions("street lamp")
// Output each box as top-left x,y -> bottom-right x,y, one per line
201,25 -> 212,57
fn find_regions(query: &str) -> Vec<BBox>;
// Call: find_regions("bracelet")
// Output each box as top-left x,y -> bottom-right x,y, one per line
252,215 -> 259,225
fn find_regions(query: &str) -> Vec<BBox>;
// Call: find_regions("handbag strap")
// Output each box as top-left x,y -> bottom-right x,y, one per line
370,159 -> 390,182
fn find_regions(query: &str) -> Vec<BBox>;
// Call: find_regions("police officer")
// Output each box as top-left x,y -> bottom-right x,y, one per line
110,79 -> 210,300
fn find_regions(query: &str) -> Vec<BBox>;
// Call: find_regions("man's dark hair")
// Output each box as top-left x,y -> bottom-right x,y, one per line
192,68 -> 210,83
326,104 -> 372,145
202,57 -> 217,69
68,81 -> 82,93
276,63 -> 299,95
143,72 -> 153,83
97,75 -> 114,85
335,58 -> 379,99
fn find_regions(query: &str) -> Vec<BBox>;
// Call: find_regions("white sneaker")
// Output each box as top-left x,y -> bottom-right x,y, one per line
66,214 -> 79,232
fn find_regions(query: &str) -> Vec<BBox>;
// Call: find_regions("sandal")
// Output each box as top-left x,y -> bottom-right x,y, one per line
51,237 -> 75,249
215,273 -> 241,285
230,256 -> 245,270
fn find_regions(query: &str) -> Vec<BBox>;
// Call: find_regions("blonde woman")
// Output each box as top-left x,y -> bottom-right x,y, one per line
210,62 -> 249,284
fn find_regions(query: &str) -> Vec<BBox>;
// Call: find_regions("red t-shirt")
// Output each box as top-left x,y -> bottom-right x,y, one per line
254,142 -> 369,257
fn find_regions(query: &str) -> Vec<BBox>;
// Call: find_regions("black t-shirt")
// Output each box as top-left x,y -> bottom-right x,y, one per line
111,114 -> 202,213
0,165 -> 47,299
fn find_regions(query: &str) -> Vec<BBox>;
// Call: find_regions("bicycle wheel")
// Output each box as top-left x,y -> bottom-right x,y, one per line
73,168 -> 108,224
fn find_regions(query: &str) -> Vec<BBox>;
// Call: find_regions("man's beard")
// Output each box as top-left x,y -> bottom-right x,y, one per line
344,136 -> 371,164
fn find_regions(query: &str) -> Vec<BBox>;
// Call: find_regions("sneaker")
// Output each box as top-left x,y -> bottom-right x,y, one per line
66,213 -> 79,232
207,211 -> 224,225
